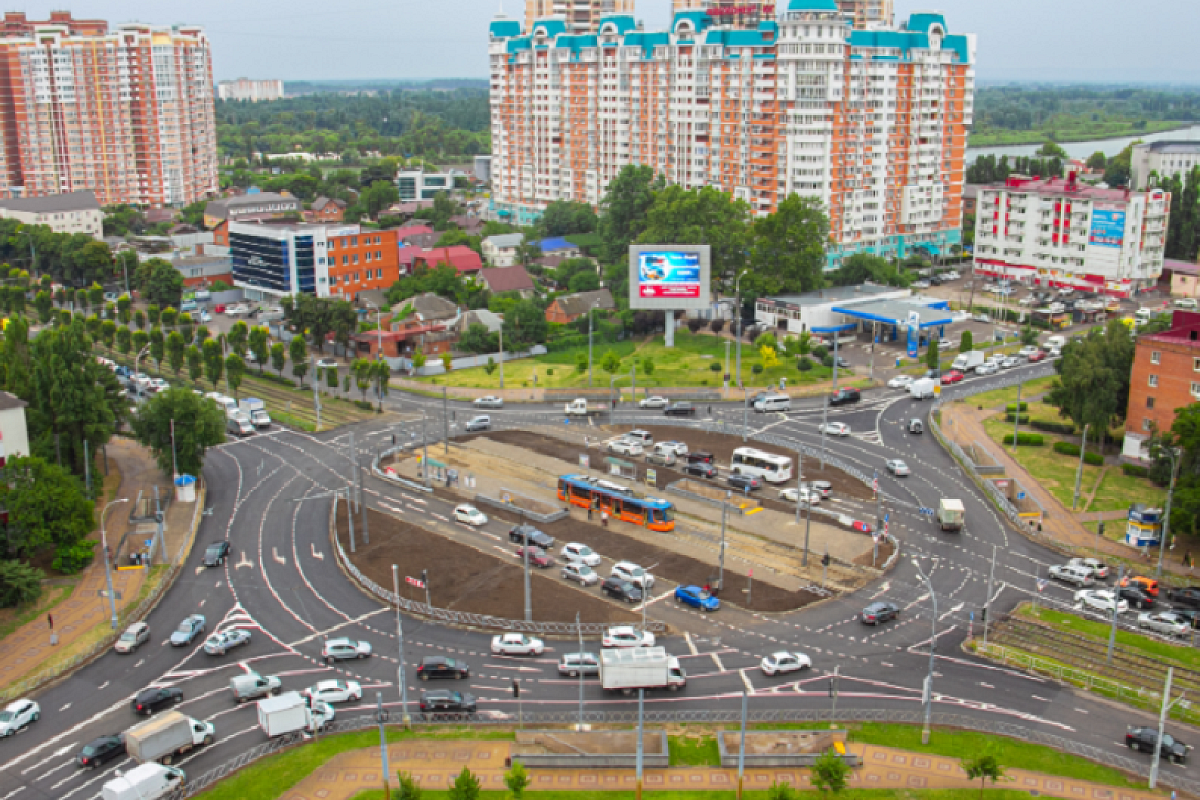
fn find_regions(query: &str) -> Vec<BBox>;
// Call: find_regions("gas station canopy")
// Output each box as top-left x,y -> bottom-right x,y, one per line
830,298 -> 953,330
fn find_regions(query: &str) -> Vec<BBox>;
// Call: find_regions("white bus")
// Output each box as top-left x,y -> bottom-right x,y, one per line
730,447 -> 793,484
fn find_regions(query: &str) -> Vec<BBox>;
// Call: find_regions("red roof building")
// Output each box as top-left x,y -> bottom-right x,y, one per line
413,246 -> 483,275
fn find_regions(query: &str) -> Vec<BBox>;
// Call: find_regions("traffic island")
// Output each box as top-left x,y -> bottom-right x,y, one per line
511,730 -> 669,769
715,729 -> 860,768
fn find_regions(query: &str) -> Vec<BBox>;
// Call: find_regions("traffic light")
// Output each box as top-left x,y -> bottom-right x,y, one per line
512,679 -> 520,698
1098,521 -> 1106,537
821,553 -> 831,567
980,607 -> 987,623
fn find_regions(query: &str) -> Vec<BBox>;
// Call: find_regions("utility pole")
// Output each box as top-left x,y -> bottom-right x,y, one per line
522,511 -> 532,621
376,692 -> 391,800
391,566 -> 410,726
1157,449 -> 1181,579
735,270 -> 748,388
100,499 -> 128,629
636,688 -> 645,800
422,411 -> 429,489
719,491 -> 729,592
311,356 -> 321,431
1011,380 -> 1022,453
345,487 -> 356,554
1072,424 -> 1090,510
349,430 -> 358,512
741,386 -> 748,443
577,612 -> 585,731
170,419 -> 178,480
1149,667 -> 1176,790
443,386 -> 449,456
803,481 -> 813,568
912,559 -> 937,744
724,339 -> 731,393
820,394 -> 829,469
982,544 -> 996,649
737,688 -> 748,800
360,463 -> 369,545
869,321 -> 876,381
1108,565 -> 1124,665
498,324 -> 504,389
588,304 -> 597,388
794,449 -> 804,525
832,334 -> 840,391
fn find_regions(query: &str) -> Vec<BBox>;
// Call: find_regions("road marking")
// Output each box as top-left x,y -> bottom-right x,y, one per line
287,608 -> 389,647
134,659 -> 144,668
685,632 -> 698,656
20,744 -> 73,774
272,547 -> 286,565
740,668 -> 755,694
1032,695 -> 1050,702
311,542 -> 324,560
978,682 -> 994,690
97,681 -> 108,691
711,652 -> 725,672
1075,707 -> 1088,714
236,552 -> 253,570
34,759 -> 73,782
59,703 -> 70,712
0,789 -> 25,800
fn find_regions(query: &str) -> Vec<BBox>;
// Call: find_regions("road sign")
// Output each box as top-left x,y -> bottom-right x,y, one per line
579,454 -> 590,469
406,576 -> 426,589
646,469 -> 657,487
1018,491 -> 1026,500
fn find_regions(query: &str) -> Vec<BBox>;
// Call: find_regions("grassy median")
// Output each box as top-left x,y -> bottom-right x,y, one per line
350,791 -> 1041,800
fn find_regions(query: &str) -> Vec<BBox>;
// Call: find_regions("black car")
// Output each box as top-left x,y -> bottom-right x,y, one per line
1126,726 -> 1190,763
860,601 -> 899,625
419,690 -> 477,715
203,541 -> 230,567
829,388 -> 861,406
683,461 -> 717,479
131,686 -> 183,715
509,524 -> 554,549
601,577 -> 643,604
1118,585 -> 1157,610
727,473 -> 761,492
664,402 -> 696,417
1169,587 -> 1200,609
78,735 -> 125,769
417,656 -> 470,681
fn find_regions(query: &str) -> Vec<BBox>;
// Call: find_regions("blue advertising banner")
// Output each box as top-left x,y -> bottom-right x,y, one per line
1089,210 -> 1126,248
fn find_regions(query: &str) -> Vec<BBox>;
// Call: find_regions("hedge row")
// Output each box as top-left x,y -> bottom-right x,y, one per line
1003,432 -> 1045,446
1052,441 -> 1104,465
1123,463 -> 1149,478
1005,402 -> 1028,412
1030,419 -> 1075,435
1004,413 -> 1030,423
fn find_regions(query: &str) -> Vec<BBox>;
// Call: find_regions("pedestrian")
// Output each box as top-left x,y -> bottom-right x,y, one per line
588,505 -> 593,521
47,613 -> 53,630
601,509 -> 609,528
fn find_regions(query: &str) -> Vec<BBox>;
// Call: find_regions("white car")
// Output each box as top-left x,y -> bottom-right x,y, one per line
611,561 -> 654,589
1074,589 -> 1127,615
938,339 -> 953,350
453,504 -> 488,527
304,679 -> 363,704
1047,347 -> 1062,359
491,633 -> 544,656
316,358 -> 338,369
225,304 -> 248,316
1018,346 -> 1040,358
561,542 -> 602,566
561,562 -> 600,586
148,378 -> 169,393
474,396 -> 504,409
639,396 -> 668,409
656,440 -> 689,456
887,375 -> 913,389
198,310 -> 212,323
0,699 -> 38,737
818,422 -> 850,436
779,486 -> 820,504
912,280 -> 930,289
973,313 -> 991,323
1018,297 -> 1035,306
1069,557 -> 1110,580
602,625 -> 655,648
885,459 -> 910,476
975,362 -> 999,376
1138,611 -> 1190,637
760,651 -> 812,676
608,438 -> 644,457
1000,357 -> 1021,369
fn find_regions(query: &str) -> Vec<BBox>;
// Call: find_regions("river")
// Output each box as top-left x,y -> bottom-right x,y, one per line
966,124 -> 1200,163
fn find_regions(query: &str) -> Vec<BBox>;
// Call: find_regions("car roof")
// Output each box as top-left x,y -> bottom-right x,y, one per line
126,621 -> 148,632
326,637 -> 355,646
315,679 -> 345,690
608,625 -> 637,633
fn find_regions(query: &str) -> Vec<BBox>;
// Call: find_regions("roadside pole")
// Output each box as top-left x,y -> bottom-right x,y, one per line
348,430 -> 358,512
443,386 -> 449,456
737,688 -> 747,800
636,688 -> 645,800
391,565 -> 410,725
522,511 -> 532,622
376,692 -> 390,800
1072,424 -> 1090,510
312,357 -> 321,431
820,395 -> 829,469
577,612 -> 585,731
1108,565 -> 1124,665
982,544 -> 996,648
719,492 -> 729,591
360,463 -> 369,545
1011,380 -> 1022,453
422,411 -> 430,490
1150,667 -> 1175,790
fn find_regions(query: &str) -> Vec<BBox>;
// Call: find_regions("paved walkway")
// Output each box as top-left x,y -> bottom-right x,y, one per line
280,740 -> 1164,800
0,438 -> 200,692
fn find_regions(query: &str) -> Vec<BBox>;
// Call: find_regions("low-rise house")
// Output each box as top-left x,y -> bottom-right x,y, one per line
413,246 -> 482,275
481,233 -> 524,267
478,265 -> 534,297
545,288 -> 615,324
305,196 -> 347,223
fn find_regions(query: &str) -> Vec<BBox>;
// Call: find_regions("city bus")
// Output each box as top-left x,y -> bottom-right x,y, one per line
557,474 -> 675,532
730,447 -> 793,484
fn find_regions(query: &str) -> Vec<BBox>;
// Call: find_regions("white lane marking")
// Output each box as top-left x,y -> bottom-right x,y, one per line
20,744 -> 74,774
1032,695 -> 1050,702
740,668 -> 755,694
235,551 -> 253,570
311,542 -> 324,560
685,632 -> 699,656
34,759 -> 73,782
58,703 -> 70,712
287,608 -> 389,647
272,546 -> 286,565
711,652 -> 725,672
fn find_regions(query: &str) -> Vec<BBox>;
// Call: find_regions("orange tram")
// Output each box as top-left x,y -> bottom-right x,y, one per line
557,474 -> 675,532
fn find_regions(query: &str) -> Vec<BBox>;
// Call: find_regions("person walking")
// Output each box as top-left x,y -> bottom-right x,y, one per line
588,504 -> 593,521
601,509 -> 609,528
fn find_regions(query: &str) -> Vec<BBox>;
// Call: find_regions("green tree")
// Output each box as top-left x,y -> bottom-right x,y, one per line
147,304 -> 160,327
597,164 -> 665,263
270,342 -> 286,378
538,200 -> 598,237
396,771 -> 422,800
116,324 -> 132,354
289,335 -> 309,386
132,329 -> 149,357
196,325 -> 211,347
343,373 -> 351,394
33,290 -> 52,324
134,309 -> 146,331
87,282 -> 104,310
249,326 -> 270,373
412,347 -> 427,370
449,767 -> 481,800
353,359 -> 373,400
600,349 -> 621,375
1020,325 -> 1039,346
202,338 -> 224,389
637,184 -> 751,297
148,327 -> 165,369
567,270 -> 600,293
504,761 -> 531,799
362,179 -> 400,218
828,253 -> 910,289
136,258 -> 184,308
100,319 -> 117,351
811,749 -> 851,794
227,321 -> 249,358
767,781 -> 797,800
440,351 -> 453,373
1104,141 -> 1138,188
160,306 -> 178,331
747,194 -> 830,296
326,363 -> 339,392
961,754 -> 1007,800
131,387 -> 226,477
178,312 -> 194,344
186,345 -> 203,384
960,330 -> 974,352
373,361 -> 390,409
225,353 -> 246,399
501,299 -> 548,350
926,339 -> 940,371
74,288 -> 87,314
458,322 -> 497,355
1086,151 -> 1107,171
166,331 -> 186,378
485,356 -> 498,376
0,561 -> 44,608
1046,320 -> 1135,453
0,456 -> 94,561
116,294 -> 132,325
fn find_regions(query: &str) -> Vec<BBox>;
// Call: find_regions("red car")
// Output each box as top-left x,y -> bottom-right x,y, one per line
214,304 -> 226,314
515,546 -> 555,568
1028,351 -> 1047,363
852,520 -> 874,534
940,370 -> 964,384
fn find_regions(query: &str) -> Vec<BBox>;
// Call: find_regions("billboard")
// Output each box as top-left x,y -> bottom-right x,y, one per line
628,244 -> 711,311
1089,210 -> 1126,248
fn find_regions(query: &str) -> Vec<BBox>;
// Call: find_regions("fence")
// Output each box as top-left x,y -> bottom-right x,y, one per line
169,707 -> 1200,798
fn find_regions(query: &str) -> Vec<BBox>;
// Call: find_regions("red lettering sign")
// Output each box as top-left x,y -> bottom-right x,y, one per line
706,6 -> 763,15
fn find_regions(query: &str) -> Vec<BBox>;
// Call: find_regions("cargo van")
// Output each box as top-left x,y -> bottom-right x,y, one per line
753,394 -> 791,413
101,763 -> 184,800
1045,335 -> 1066,350
908,378 -> 936,400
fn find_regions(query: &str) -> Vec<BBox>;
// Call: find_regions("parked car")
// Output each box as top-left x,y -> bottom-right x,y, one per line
509,524 -> 554,549
473,396 -> 504,409
1028,351 -> 1047,363
600,577 -> 642,603
1074,589 -> 1127,615
1126,726 -> 1190,763
819,422 -> 851,436
885,459 -> 910,476
1138,611 -> 1190,637
727,473 -> 761,492
603,625 -> 655,648
77,734 -> 125,769
515,546 -> 555,568
860,602 -> 899,625
562,562 -> 600,586
608,438 -> 643,456
611,561 -> 654,588
888,375 -> 914,389
1069,557 -> 1110,581
131,686 -> 183,716
0,699 -> 39,737
315,358 -> 338,369
561,542 -> 601,566
657,441 -> 689,456
674,585 -> 719,611
203,541 -> 230,567
760,651 -> 811,676
464,415 -> 491,432
1168,586 -> 1200,609
646,451 -> 677,467
491,633 -> 544,656
779,486 -> 821,504
639,396 -> 668,409
665,402 -> 696,417
417,656 -> 470,681
829,388 -> 861,406
321,637 -> 372,662
304,679 -> 364,703
115,621 -> 151,654
683,461 -> 717,479
852,520 -> 874,534
169,614 -> 206,646
453,504 -> 488,526
1049,564 -> 1094,587
419,690 -> 477,715
203,629 -> 252,655
558,652 -> 600,677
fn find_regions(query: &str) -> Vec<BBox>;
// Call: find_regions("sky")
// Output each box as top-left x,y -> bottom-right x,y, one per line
5,0 -> 1200,83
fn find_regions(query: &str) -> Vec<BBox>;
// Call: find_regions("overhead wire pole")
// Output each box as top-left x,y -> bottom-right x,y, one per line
1108,565 -> 1124,665
1157,448 -> 1181,579
443,386 -> 449,456
391,566 -> 410,726
311,356 -> 321,431
422,411 -> 430,489
982,544 -> 996,649
1071,423 -> 1090,510
100,499 -> 129,630
912,559 -> 938,744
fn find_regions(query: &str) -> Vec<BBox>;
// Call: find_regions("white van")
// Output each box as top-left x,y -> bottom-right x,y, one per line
1045,335 -> 1066,350
1175,297 -> 1198,310
101,763 -> 185,800
753,394 -> 792,413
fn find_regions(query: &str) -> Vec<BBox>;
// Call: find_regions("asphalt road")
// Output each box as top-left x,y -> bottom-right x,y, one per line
2,358 -> 1195,800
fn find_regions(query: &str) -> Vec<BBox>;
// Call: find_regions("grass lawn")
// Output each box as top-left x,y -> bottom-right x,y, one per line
668,734 -> 721,767
1017,603 -> 1200,672
0,582 -> 76,646
1088,468 -> 1167,515
982,417 -> 1101,508
414,331 -> 854,391
191,729 -> 515,800
968,120 -> 1184,147
967,376 -> 1058,410
351,792 -> 1038,800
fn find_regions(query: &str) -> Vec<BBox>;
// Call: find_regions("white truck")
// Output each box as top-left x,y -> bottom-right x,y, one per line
951,351 -> 985,373
257,691 -> 333,738
600,646 -> 686,695
564,398 -> 604,417
908,378 -> 937,400
101,763 -> 186,800
239,397 -> 271,429
124,711 -> 214,765
937,498 -> 965,532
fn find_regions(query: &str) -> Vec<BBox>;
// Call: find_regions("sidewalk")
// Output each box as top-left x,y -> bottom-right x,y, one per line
0,438 -> 199,692
281,740 -> 1162,800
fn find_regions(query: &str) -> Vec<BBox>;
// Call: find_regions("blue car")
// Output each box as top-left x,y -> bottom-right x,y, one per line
674,585 -> 719,612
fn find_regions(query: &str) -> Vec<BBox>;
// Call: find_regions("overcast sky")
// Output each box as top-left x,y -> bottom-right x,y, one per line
7,0 -> 1200,83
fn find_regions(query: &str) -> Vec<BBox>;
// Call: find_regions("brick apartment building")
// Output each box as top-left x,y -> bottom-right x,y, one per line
306,196 -> 347,223
327,228 -> 401,301
1125,310 -> 1200,460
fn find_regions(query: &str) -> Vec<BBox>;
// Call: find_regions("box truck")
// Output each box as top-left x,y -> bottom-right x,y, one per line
257,691 -> 333,738
951,351 -> 985,373
239,397 -> 271,429
599,646 -> 686,695
938,499 -> 965,532
101,763 -> 185,800
908,378 -> 937,400
124,711 -> 214,765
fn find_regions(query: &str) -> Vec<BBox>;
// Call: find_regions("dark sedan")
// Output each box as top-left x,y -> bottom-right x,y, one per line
131,686 -> 183,715
601,577 -> 643,604
419,690 -> 477,715
860,601 -> 899,625
77,735 -> 125,769
727,473 -> 762,492
1169,587 -> 1200,609
1126,726 -> 1190,763
664,402 -> 696,417
1118,585 -> 1156,610
683,461 -> 717,479
509,524 -> 554,549
417,656 -> 470,681
829,388 -> 861,406
203,541 -> 230,567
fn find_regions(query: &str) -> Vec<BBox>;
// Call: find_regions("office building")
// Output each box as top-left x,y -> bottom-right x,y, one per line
0,13 -> 217,207
1125,310 -> 1200,461
204,192 -> 302,227
0,190 -> 102,238
396,169 -> 452,201
217,78 -> 284,102
1131,141 -> 1200,191
971,174 -> 1169,298
488,3 -> 974,268
525,0 -> 636,34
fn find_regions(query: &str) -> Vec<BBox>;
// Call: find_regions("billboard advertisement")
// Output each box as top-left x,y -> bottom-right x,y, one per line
628,244 -> 711,311
1089,210 -> 1126,248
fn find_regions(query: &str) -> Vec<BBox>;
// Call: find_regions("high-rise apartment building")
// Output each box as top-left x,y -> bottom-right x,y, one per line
525,0 -> 636,34
0,13 -> 217,207
488,1 -> 974,268
837,0 -> 892,28
218,78 -> 284,102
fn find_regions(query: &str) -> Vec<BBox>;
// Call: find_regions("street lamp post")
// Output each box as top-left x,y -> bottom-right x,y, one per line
741,386 -> 748,443
719,490 -> 730,592
100,499 -> 129,630
1071,424 -> 1090,510
588,301 -> 600,388
1157,447 -> 1182,579
734,270 -> 749,388
912,559 -> 938,744
391,566 -> 410,725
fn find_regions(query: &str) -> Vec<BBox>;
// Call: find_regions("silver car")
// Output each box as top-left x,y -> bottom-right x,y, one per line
885,459 -> 910,476
169,614 -> 206,646
1138,611 -> 1189,637
474,396 -> 504,409
561,562 -> 600,586
115,622 -> 150,654
204,629 -> 252,656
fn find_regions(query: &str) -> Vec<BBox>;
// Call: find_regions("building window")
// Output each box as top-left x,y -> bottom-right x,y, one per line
375,251 -> 382,260
1143,418 -> 1153,431
1193,382 -> 1200,398
352,255 -> 358,264
1195,357 -> 1200,372
342,255 -> 348,266
1151,351 -> 1161,364
1147,397 -> 1156,409
365,252 -> 372,262
374,236 -> 381,244
1149,374 -> 1159,388
351,236 -> 358,246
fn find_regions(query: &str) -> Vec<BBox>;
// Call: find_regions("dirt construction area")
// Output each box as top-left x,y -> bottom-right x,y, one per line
336,504 -> 639,625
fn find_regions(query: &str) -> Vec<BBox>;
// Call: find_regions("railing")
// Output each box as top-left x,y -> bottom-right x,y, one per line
171,708 -> 1200,798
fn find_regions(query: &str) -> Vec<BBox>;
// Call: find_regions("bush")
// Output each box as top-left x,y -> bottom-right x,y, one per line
256,372 -> 297,388
709,362 -> 721,372
1123,463 -> 1150,478
1053,441 -> 1080,456
710,318 -> 726,334
797,356 -> 814,372
1004,413 -> 1030,423
1005,402 -> 1028,412
52,541 -> 95,574
1002,432 -> 1044,446
751,363 -> 764,374
353,400 -> 373,411
812,345 -> 829,360
0,560 -> 44,607
1085,451 -> 1104,466
546,368 -> 554,376
1030,419 -> 1075,434
821,355 -> 834,368
687,318 -> 705,333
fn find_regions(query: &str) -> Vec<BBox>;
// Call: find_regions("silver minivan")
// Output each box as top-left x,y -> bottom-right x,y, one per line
227,414 -> 254,437
229,671 -> 282,703
754,394 -> 792,413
